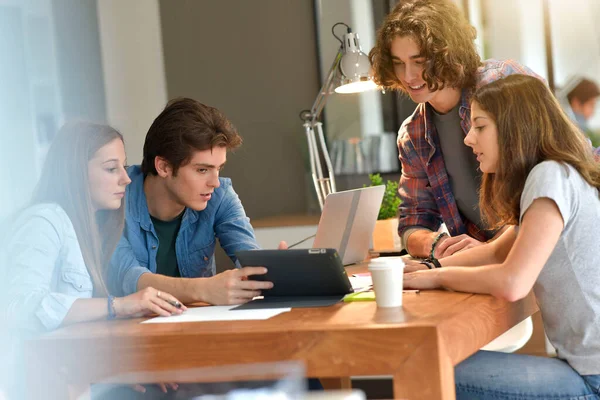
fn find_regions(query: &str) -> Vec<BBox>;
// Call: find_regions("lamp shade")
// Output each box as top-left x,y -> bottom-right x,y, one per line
335,32 -> 377,94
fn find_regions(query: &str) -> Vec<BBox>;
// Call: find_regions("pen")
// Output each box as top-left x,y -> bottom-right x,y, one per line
352,285 -> 373,294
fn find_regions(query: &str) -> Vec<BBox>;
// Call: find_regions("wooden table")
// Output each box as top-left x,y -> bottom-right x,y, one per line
26,264 -> 537,400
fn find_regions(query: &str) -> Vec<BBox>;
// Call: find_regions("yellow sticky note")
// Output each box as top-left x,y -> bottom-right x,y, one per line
343,291 -> 376,302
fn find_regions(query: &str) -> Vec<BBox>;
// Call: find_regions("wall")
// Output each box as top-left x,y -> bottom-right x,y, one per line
96,0 -> 168,165
52,0 -> 106,123
158,0 -> 320,220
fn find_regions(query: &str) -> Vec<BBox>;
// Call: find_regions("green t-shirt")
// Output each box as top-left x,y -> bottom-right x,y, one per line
150,211 -> 184,278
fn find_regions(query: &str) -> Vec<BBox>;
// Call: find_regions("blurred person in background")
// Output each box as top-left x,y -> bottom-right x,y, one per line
558,76 -> 600,140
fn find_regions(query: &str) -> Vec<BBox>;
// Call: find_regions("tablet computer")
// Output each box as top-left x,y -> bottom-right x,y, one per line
234,248 -> 353,309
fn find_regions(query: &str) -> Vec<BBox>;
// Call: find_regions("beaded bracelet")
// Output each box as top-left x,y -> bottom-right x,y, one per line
107,295 -> 117,320
419,258 -> 442,269
429,232 -> 448,260
426,258 -> 442,268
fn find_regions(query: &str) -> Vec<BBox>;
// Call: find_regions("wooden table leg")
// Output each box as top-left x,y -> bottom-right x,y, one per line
392,336 -> 455,400
319,377 -> 352,391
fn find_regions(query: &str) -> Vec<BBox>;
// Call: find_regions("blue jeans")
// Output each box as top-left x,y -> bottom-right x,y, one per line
455,351 -> 600,399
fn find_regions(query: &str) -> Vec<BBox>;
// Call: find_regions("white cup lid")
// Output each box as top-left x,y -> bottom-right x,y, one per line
368,256 -> 405,269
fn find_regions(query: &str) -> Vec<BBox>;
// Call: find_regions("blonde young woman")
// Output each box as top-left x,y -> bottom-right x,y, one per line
403,75 -> 600,398
1,122 -> 185,398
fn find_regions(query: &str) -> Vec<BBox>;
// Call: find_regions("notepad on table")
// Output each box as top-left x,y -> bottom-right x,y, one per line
141,305 -> 290,324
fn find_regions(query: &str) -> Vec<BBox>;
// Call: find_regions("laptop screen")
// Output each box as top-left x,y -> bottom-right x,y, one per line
313,185 -> 384,265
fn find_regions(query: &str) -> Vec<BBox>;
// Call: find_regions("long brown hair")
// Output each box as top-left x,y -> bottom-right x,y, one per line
474,74 -> 600,228
31,122 -> 125,296
369,0 -> 481,92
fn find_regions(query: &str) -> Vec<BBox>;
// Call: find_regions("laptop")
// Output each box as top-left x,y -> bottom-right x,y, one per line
313,185 -> 385,265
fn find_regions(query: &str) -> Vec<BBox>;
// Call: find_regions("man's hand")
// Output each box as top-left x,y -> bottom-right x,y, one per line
434,234 -> 484,259
199,267 -> 273,305
278,241 -> 288,250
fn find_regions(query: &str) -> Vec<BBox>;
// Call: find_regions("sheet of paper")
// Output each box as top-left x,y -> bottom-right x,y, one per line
349,275 -> 372,290
141,305 -> 291,324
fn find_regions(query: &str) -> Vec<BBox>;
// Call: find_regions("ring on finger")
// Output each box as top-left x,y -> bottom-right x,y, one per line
157,291 -> 162,299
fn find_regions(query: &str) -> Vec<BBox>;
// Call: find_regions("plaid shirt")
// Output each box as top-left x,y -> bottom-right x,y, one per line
397,59 -> 542,242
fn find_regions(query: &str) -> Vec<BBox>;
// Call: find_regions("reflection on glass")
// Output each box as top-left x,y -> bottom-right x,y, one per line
314,0 -> 417,175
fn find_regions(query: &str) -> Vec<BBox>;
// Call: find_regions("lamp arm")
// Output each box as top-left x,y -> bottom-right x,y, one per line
301,46 -> 343,210
306,47 -> 343,123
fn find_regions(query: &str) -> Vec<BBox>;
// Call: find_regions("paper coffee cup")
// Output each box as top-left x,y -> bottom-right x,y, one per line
368,257 -> 405,307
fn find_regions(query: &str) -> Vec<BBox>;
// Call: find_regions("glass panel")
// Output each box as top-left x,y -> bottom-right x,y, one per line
314,0 -> 412,176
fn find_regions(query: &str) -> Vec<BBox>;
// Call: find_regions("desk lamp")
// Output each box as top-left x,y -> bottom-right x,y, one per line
300,22 -> 378,210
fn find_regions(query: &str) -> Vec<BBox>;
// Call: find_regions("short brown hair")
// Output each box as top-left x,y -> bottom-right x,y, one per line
369,0 -> 481,92
474,75 -> 600,229
142,98 -> 242,176
567,78 -> 600,105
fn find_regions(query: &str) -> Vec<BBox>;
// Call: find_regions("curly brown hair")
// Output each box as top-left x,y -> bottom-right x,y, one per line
369,0 -> 481,92
474,75 -> 600,229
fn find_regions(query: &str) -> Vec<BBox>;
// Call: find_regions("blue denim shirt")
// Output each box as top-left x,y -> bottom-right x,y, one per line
1,203 -> 94,334
109,165 -> 260,296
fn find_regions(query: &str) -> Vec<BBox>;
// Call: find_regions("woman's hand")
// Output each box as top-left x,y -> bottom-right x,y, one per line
113,287 -> 187,318
403,269 -> 443,290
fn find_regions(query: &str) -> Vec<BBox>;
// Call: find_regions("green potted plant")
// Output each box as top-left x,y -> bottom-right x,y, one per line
366,173 -> 402,250
367,173 -> 401,220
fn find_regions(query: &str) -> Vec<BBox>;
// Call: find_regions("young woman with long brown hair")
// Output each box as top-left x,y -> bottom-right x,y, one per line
403,74 -> 600,398
1,122 -> 185,399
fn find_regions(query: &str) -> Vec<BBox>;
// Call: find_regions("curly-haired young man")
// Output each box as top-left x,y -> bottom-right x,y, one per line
369,0 -> 541,259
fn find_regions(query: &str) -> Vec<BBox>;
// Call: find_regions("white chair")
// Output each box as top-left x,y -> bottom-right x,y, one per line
306,390 -> 366,400
545,332 -> 558,356
480,317 -> 533,353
